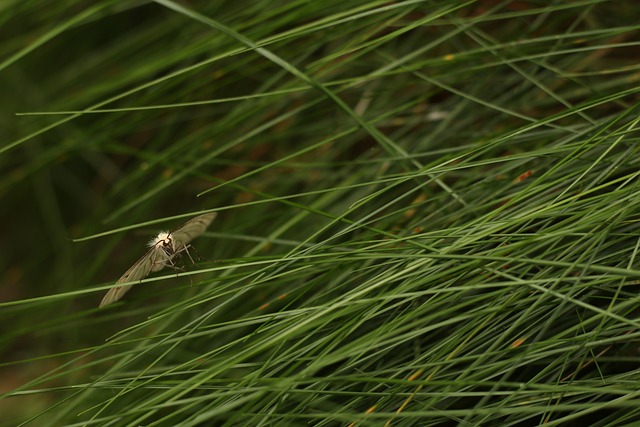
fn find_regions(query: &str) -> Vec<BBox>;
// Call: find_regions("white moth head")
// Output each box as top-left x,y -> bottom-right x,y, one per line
148,231 -> 172,249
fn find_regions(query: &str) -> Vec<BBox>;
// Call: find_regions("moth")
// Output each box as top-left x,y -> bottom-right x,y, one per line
99,212 -> 217,308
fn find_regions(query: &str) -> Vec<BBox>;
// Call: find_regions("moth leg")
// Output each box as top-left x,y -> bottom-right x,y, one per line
165,255 -> 185,273
182,244 -> 196,264
184,244 -> 211,263
172,245 -> 203,286
168,247 -> 195,285
172,244 -> 197,264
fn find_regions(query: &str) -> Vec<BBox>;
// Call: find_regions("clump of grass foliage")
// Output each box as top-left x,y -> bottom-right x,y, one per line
1,1 -> 640,426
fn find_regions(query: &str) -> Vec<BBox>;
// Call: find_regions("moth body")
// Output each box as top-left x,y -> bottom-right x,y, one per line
99,212 -> 217,308
149,231 -> 172,248
147,232 -> 178,272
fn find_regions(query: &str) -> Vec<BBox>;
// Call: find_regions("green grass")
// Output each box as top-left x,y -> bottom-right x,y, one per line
2,0 -> 640,425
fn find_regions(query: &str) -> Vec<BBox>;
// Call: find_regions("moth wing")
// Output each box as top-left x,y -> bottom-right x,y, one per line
99,246 -> 161,308
169,212 -> 217,248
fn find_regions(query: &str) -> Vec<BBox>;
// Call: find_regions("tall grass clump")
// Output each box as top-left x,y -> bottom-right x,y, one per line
1,1 -> 639,425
